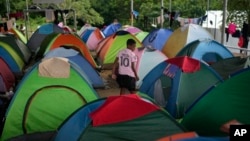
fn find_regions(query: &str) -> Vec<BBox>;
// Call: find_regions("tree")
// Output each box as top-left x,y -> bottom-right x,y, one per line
227,0 -> 250,29
0,0 -> 27,18
56,0 -> 103,26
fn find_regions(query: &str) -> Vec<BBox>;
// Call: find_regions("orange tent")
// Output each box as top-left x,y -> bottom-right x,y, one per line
37,33 -> 97,68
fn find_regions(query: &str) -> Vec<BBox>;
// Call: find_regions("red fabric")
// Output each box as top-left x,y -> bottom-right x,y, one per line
166,56 -> 200,73
90,94 -> 159,127
228,23 -> 237,34
238,36 -> 244,48
0,58 -> 15,91
157,132 -> 197,141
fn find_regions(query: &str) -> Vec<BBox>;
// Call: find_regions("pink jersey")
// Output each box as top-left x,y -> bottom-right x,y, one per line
117,48 -> 137,77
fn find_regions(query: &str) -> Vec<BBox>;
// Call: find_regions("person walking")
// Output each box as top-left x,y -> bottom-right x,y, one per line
112,39 -> 139,95
241,21 -> 249,55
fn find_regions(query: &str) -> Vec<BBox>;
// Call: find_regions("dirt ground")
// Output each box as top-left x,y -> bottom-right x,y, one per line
94,52 -> 247,98
95,69 -> 120,98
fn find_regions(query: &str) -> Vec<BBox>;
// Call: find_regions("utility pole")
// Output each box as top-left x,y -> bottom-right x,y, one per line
6,0 -> 10,20
131,0 -> 134,26
221,0 -> 228,45
169,0 -> 172,28
160,0 -> 164,28
207,0 -> 209,28
25,0 -> 29,40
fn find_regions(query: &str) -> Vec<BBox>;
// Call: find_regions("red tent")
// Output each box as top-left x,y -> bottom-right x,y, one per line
90,94 -> 159,126
0,58 -> 15,92
167,56 -> 201,73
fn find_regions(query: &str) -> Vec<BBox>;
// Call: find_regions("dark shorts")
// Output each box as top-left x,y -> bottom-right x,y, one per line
116,74 -> 136,91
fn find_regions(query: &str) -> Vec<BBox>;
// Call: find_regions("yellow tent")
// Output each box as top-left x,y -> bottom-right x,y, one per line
162,24 -> 213,58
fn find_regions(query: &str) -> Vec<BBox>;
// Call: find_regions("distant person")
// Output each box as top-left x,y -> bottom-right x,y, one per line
113,19 -> 119,24
112,39 -> 139,95
0,26 -> 5,34
241,21 -> 249,55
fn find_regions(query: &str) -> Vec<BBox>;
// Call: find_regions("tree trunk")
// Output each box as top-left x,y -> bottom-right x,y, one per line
63,13 -> 67,26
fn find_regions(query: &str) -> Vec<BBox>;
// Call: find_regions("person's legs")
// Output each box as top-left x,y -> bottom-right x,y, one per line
129,90 -> 137,94
117,75 -> 128,95
128,76 -> 136,94
120,87 -> 127,95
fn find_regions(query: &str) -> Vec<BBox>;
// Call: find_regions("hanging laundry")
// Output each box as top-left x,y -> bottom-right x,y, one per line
227,22 -> 237,34
176,15 -> 207,26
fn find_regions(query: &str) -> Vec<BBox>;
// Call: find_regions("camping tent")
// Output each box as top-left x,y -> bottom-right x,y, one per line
96,30 -> 142,67
0,58 -> 15,92
80,27 -> 105,50
0,34 -> 31,63
77,24 -> 92,36
27,23 -> 64,53
36,33 -> 97,68
176,137 -> 229,141
1,57 -> 99,141
176,39 -> 234,64
210,56 -> 248,79
54,94 -> 185,141
135,31 -> 149,42
0,42 -> 24,75
162,24 -> 213,58
8,28 -> 27,44
181,68 -> 250,136
139,56 -> 222,118
122,25 -> 142,34
142,28 -> 173,50
102,23 -> 122,37
157,132 -> 229,141
135,47 -> 168,88
44,48 -> 104,88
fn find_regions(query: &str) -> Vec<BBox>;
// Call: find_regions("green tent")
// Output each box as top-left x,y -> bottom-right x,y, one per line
96,31 -> 142,67
210,56 -> 247,79
139,56 -> 223,119
135,31 -> 149,42
54,94 -> 185,141
9,28 -> 28,44
0,41 -> 24,73
0,34 -> 31,63
181,68 -> 250,136
1,57 -> 99,141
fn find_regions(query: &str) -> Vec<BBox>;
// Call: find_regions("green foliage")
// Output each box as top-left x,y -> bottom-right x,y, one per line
227,0 -> 250,28
56,0 -> 104,25
1,0 -> 226,32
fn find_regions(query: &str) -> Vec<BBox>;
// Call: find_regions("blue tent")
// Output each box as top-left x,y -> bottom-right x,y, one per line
0,47 -> 21,74
142,28 -> 173,50
176,39 -> 234,64
102,23 -> 122,37
54,94 -> 185,141
54,99 -> 105,141
44,48 -> 105,88
81,28 -> 94,42
27,23 -> 64,53
139,57 -> 222,118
